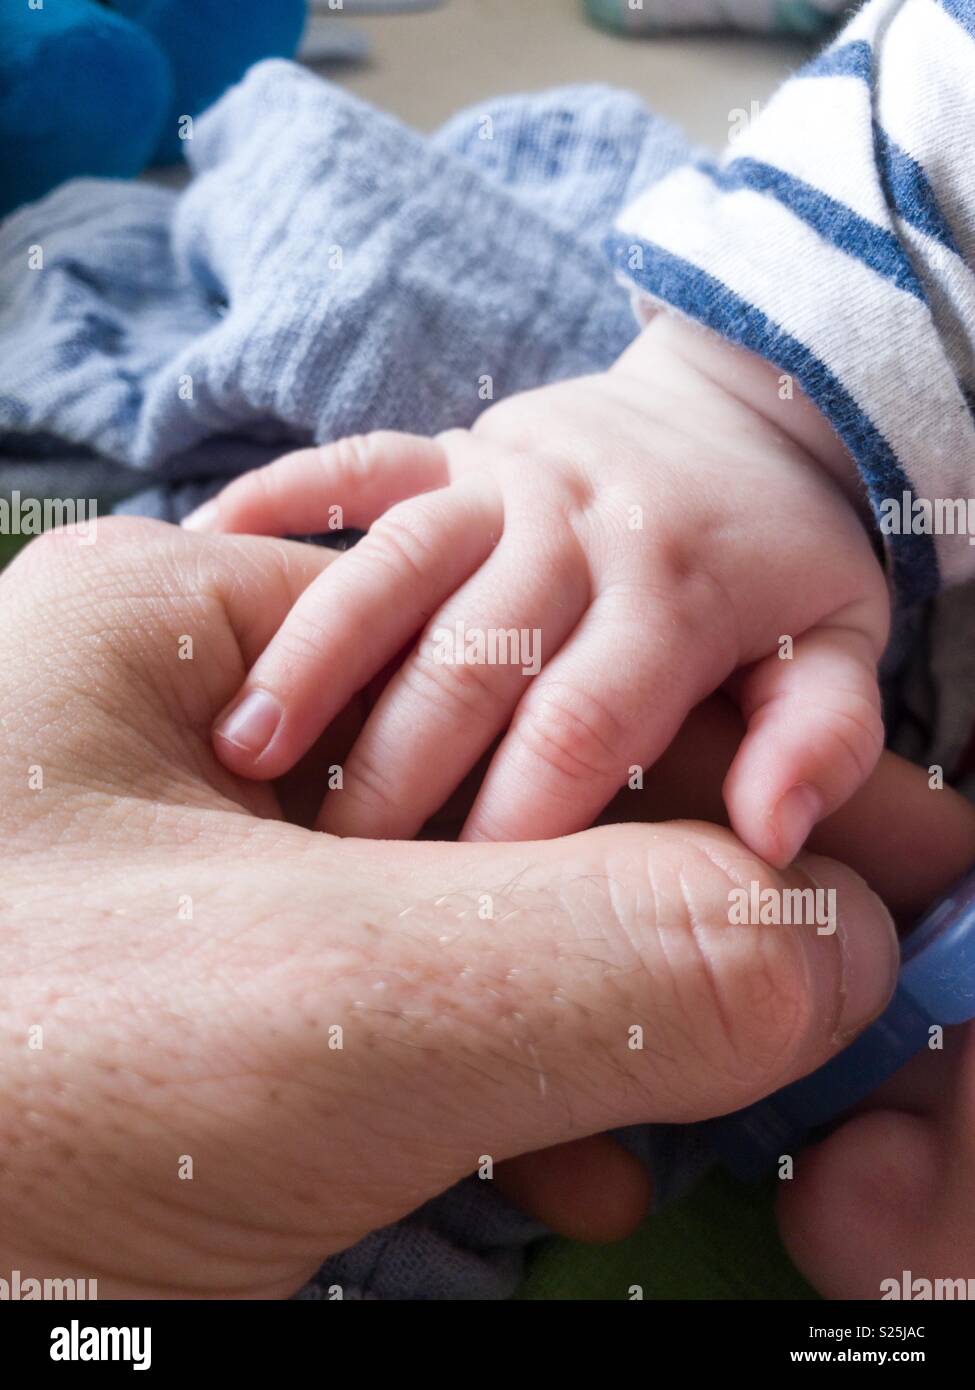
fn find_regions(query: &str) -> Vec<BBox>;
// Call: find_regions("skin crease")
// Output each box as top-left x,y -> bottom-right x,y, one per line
0,519 -> 969,1300
196,313 -> 890,871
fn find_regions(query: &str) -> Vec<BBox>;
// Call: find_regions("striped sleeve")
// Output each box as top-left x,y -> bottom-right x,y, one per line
609,0 -> 975,608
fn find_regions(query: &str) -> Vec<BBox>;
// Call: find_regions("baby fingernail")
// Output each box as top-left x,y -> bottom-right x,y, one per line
214,689 -> 282,758
182,500 -> 219,531
775,783 -> 823,863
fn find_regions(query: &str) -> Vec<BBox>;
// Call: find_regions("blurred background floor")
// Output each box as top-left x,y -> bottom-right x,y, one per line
306,0 -> 816,147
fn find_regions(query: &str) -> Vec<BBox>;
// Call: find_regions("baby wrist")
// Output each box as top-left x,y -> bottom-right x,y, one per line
615,312 -> 870,525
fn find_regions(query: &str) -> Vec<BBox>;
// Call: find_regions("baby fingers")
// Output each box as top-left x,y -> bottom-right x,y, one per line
723,621 -> 886,869
183,432 -> 460,536
210,474 -> 502,779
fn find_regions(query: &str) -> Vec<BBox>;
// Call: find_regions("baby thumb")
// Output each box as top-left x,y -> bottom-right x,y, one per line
724,624 -> 885,869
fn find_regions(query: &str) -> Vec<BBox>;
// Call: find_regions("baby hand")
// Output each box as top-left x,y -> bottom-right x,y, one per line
187,314 -> 889,865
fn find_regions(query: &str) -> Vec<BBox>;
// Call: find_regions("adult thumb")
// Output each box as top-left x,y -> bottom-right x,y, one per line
365,822 -> 901,1174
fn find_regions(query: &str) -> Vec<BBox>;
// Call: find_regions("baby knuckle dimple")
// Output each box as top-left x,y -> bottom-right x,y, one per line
230,459 -> 279,517
769,687 -> 885,791
516,680 -> 625,784
327,433 -> 386,488
825,692 -> 885,782
470,390 -> 538,444
366,503 -> 438,584
343,743 -> 402,818
403,641 -> 503,720
270,613 -> 336,678
648,529 -> 699,592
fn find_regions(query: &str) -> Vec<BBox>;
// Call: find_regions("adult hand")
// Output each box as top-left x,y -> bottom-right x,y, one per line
0,519 -> 901,1297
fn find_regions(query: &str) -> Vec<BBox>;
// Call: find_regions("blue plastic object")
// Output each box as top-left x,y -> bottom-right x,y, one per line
709,862 -> 975,1180
0,1 -> 308,218
109,0 -> 307,165
0,0 -> 172,218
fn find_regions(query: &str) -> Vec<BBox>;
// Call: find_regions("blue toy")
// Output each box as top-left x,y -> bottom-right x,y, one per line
709,862 -> 975,1180
0,0 -> 306,218
109,1 -> 306,165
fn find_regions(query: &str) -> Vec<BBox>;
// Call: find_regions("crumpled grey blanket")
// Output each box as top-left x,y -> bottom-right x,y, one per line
0,59 -> 690,523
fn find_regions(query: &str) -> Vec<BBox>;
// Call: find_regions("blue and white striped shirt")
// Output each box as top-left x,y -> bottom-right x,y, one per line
611,0 -> 975,609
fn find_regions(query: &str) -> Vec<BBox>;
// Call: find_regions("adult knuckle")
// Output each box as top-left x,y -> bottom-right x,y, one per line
616,831 -> 814,1107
